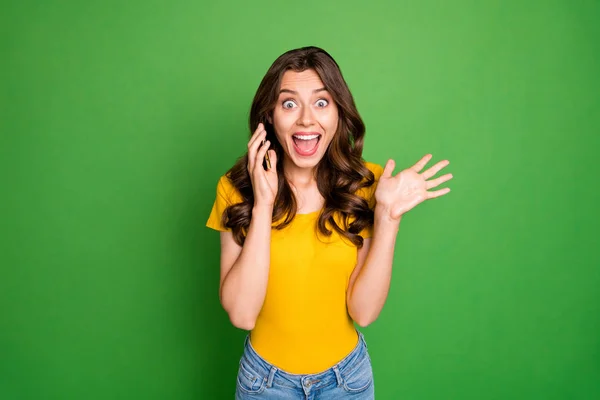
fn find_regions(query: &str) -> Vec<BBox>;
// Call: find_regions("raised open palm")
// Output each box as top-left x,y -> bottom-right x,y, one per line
375,154 -> 453,220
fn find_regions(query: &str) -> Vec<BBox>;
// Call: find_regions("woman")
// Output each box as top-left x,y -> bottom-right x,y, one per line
206,46 -> 452,399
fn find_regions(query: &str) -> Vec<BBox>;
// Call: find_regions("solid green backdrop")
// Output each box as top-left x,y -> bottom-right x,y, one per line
1,0 -> 598,399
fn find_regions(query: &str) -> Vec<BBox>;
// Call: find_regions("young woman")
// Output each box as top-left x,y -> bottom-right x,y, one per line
206,46 -> 453,399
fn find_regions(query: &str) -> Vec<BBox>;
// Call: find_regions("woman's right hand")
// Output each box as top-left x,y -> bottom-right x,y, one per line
247,123 -> 278,207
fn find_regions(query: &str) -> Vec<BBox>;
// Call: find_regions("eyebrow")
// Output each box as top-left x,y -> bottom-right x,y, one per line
279,87 -> 328,95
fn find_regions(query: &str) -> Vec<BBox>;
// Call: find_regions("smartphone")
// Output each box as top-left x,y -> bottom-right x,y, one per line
262,139 -> 272,170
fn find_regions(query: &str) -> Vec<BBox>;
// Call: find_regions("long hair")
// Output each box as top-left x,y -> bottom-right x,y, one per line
223,46 -> 375,247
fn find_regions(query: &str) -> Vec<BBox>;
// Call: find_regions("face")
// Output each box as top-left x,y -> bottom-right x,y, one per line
271,69 -> 339,173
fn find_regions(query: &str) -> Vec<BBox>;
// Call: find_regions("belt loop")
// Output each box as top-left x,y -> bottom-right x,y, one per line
333,365 -> 343,387
359,330 -> 367,350
266,366 -> 277,388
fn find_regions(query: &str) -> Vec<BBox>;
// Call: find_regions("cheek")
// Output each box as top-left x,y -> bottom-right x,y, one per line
272,111 -> 289,143
321,109 -> 339,132
274,131 -> 287,146
273,112 -> 299,141
273,109 -> 292,129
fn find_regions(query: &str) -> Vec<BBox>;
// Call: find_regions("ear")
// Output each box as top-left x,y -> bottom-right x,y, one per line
266,113 -> 273,124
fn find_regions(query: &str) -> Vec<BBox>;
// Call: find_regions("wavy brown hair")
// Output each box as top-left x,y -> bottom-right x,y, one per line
223,46 -> 376,247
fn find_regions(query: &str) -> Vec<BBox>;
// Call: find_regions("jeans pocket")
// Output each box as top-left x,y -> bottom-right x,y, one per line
237,359 -> 267,395
341,353 -> 374,393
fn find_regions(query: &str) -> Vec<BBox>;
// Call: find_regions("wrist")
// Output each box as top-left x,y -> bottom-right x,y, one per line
253,203 -> 274,214
374,206 -> 402,225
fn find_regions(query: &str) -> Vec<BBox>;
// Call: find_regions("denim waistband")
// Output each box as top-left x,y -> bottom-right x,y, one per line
241,330 -> 368,387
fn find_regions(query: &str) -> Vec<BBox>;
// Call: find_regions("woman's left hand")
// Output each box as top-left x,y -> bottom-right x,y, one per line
374,154 -> 453,220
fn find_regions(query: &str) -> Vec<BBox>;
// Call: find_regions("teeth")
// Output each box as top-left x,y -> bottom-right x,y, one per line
293,134 -> 320,140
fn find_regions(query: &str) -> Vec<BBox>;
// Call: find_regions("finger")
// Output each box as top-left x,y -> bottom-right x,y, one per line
247,132 -> 267,169
247,125 -> 265,172
248,127 -> 266,151
422,159 -> 450,180
427,187 -> 451,199
247,123 -> 266,149
248,123 -> 264,143
255,140 -> 271,171
410,154 -> 433,173
425,173 -> 453,190
247,152 -> 254,173
381,159 -> 395,178
249,139 -> 266,173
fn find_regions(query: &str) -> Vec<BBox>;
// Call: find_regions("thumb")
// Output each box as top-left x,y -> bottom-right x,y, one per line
382,159 -> 395,178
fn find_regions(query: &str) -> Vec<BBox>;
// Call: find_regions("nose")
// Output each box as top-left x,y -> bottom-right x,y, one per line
296,105 -> 315,127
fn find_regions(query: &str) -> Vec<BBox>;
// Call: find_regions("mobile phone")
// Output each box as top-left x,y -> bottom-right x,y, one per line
262,140 -> 272,169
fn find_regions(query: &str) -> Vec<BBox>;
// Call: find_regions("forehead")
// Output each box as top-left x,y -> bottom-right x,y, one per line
279,69 -> 325,91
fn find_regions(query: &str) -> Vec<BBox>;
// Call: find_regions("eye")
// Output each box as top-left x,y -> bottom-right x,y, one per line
315,99 -> 329,108
282,100 -> 297,109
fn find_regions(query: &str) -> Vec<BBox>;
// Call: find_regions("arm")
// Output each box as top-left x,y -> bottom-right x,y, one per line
219,123 -> 279,331
219,204 -> 273,331
346,211 -> 401,327
347,155 -> 453,327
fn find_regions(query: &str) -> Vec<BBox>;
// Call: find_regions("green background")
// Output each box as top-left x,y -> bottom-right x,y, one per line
2,0 -> 598,399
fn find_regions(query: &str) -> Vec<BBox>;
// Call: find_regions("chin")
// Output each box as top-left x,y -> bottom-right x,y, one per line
285,153 -> 320,169
295,158 -> 323,170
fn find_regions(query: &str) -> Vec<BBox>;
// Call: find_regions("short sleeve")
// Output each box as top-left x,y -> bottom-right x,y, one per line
358,162 -> 385,239
206,175 -> 242,232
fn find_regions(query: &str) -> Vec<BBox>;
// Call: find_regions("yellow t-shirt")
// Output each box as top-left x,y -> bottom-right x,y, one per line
206,161 -> 384,374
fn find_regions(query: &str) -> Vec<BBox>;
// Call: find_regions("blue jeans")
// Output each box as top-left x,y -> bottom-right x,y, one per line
235,331 -> 375,399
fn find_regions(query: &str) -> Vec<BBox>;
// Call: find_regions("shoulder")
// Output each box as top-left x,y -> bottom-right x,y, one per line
354,160 -> 383,205
363,160 -> 384,181
215,174 -> 243,205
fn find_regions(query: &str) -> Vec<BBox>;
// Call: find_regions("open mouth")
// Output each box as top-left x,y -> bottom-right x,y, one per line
292,133 -> 322,156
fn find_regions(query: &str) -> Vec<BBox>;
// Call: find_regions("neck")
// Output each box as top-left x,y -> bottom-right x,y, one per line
283,157 -> 317,188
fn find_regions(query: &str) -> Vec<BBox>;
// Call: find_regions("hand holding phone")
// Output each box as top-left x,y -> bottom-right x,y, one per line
247,123 -> 278,206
